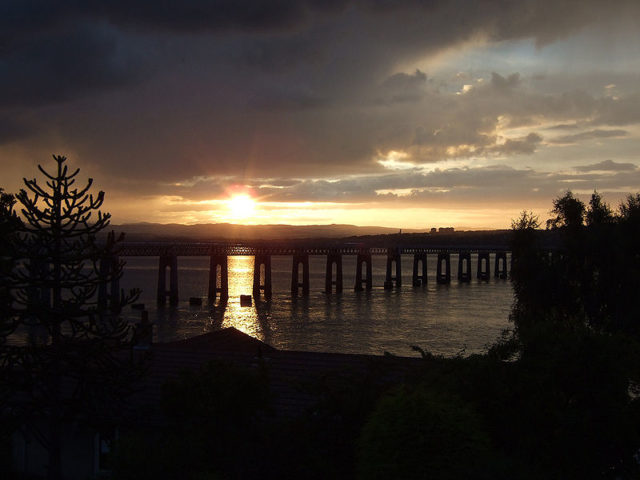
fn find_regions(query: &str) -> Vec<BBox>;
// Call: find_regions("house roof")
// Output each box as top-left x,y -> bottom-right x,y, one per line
158,327 -> 277,354
127,327 -> 425,425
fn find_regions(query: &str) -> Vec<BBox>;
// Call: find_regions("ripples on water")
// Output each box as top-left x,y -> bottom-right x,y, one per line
120,255 -> 514,357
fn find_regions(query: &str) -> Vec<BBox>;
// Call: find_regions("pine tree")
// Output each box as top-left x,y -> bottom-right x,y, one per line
0,155 -> 141,480
0,188 -> 21,341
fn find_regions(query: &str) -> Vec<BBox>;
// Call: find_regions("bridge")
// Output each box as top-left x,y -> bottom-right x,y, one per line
103,242 -> 512,306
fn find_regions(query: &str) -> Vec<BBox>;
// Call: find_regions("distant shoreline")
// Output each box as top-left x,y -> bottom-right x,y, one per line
112,221 -> 511,243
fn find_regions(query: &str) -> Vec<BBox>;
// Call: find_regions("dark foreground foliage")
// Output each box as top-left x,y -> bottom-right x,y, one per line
105,344 -> 639,479
105,191 -> 640,480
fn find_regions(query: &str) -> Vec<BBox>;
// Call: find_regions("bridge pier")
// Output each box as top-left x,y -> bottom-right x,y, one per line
157,255 -> 179,306
325,251 -> 343,294
291,253 -> 310,296
385,247 -> 402,289
412,253 -> 427,286
436,252 -> 451,284
355,250 -> 373,291
253,254 -> 272,299
477,252 -> 490,281
98,255 -> 121,312
208,254 -> 229,300
494,252 -> 508,279
457,252 -> 471,283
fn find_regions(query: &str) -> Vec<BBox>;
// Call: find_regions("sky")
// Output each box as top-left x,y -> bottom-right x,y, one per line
2,0 -> 640,230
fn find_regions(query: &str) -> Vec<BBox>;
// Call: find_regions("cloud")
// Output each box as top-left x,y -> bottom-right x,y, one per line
3,0 -> 638,111
1,0 -> 640,215
0,1 -> 343,36
591,94 -> 640,126
490,72 -> 521,92
575,159 -> 637,172
0,24 -> 144,108
247,163 -> 640,206
378,69 -> 428,103
549,129 -> 628,144
547,123 -> 581,130
493,132 -> 542,155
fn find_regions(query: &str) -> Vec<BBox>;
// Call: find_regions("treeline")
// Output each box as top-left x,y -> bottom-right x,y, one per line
511,190 -> 640,340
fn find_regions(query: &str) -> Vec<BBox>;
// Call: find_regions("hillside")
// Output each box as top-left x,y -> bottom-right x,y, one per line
113,222 -> 427,242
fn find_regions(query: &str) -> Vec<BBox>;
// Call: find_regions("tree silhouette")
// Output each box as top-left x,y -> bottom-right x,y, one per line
546,190 -> 585,230
586,190 -> 614,226
511,189 -> 640,338
504,191 -> 640,476
0,189 -> 21,341
0,156 -> 141,480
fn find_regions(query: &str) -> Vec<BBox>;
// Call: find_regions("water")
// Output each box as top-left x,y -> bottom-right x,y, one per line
119,254 -> 514,357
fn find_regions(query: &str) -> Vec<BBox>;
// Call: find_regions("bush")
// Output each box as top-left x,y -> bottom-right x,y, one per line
357,385 -> 495,480
111,360 -> 270,479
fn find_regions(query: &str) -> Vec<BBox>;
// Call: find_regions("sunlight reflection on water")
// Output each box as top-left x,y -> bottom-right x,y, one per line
221,256 -> 263,340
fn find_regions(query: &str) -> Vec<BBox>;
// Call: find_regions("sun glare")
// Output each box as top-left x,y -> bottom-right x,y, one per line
227,194 -> 256,221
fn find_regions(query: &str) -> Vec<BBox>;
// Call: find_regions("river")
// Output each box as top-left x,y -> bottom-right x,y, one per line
119,254 -> 514,357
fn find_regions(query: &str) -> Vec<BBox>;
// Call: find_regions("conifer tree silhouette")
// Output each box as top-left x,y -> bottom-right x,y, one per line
1,155 -> 141,480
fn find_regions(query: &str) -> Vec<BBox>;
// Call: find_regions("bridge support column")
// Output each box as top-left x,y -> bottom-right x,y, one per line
457,252 -> 471,283
494,251 -> 508,279
477,252 -> 490,281
99,255 -> 121,312
436,253 -> 451,284
385,248 -> 402,289
354,250 -> 372,291
325,251 -> 343,294
412,253 -> 427,286
253,254 -> 272,299
208,255 -> 228,300
291,254 -> 310,296
157,255 -> 179,306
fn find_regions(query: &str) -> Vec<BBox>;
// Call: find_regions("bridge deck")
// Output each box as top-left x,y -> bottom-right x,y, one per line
116,242 -> 511,256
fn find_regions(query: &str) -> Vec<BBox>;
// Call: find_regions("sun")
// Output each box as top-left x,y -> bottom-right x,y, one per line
227,194 -> 256,221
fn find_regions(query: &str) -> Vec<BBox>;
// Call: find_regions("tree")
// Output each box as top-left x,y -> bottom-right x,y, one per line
586,190 -> 614,226
510,210 -> 540,231
507,193 -> 640,476
0,156 -> 141,480
0,188 -> 21,338
546,190 -> 585,230
618,193 -> 640,222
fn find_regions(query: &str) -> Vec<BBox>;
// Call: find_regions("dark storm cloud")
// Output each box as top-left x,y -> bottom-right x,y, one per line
0,1 -> 345,35
3,0 -> 637,109
2,0 -> 640,195
0,24 -> 139,108
0,0 -> 343,111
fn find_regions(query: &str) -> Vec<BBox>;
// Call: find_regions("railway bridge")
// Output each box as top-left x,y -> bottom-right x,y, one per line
102,242 -> 512,306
